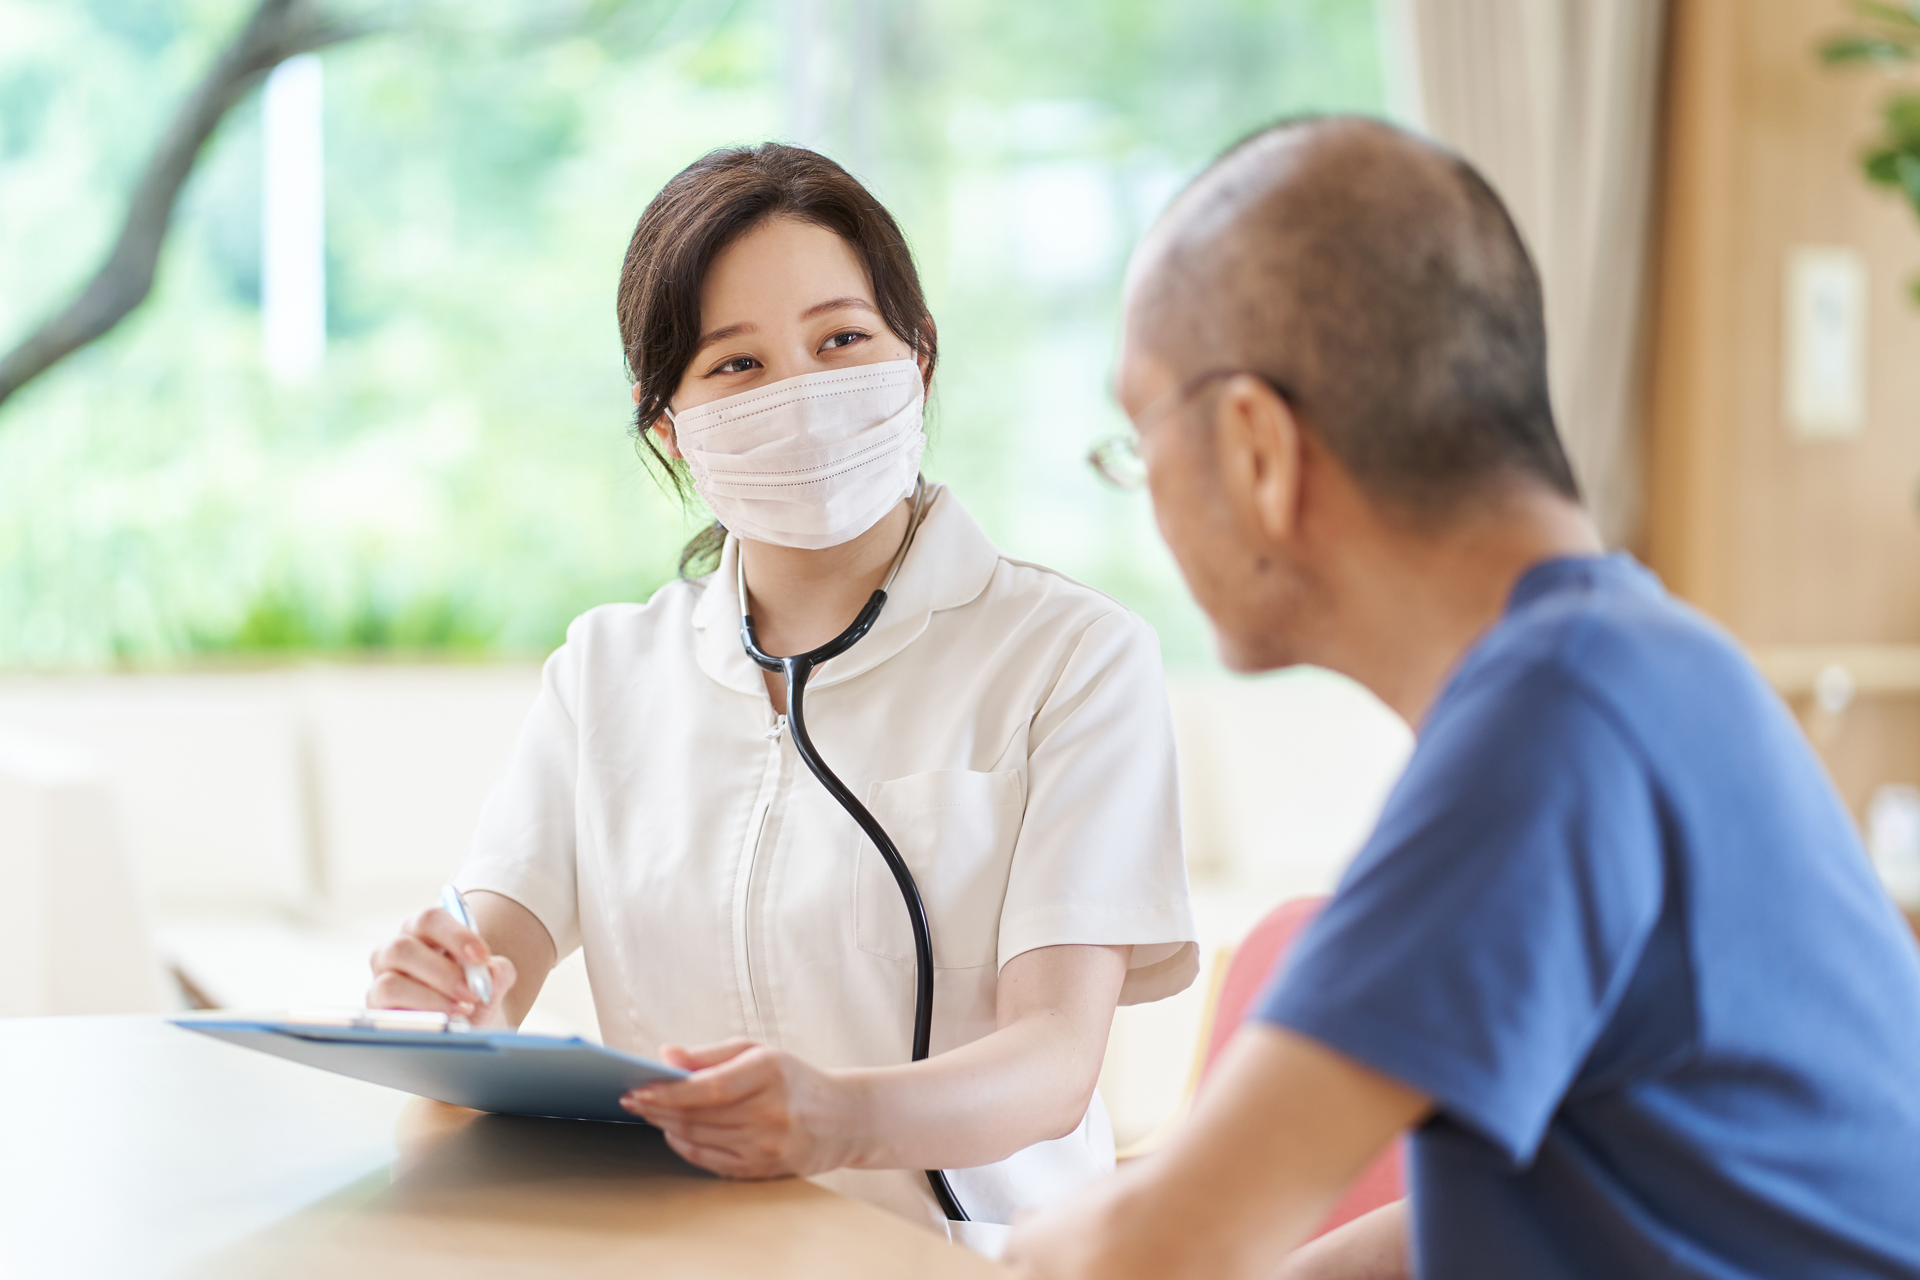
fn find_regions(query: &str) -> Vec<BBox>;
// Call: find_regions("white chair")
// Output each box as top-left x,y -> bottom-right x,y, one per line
0,732 -> 170,1016
0,674 -> 312,913
301,664 -> 542,914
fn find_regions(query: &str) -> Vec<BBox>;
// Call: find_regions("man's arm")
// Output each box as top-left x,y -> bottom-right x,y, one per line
1004,1023 -> 1429,1280
1274,1200 -> 1409,1280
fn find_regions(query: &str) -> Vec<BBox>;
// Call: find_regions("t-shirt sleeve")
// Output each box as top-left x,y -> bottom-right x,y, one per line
452,637 -> 585,959
996,609 -> 1198,1005
1259,664 -> 1665,1165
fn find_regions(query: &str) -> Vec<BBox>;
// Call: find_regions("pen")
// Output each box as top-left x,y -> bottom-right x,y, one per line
438,884 -> 495,1007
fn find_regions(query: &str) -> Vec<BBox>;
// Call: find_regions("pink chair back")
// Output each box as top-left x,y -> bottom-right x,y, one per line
1201,895 -> 1404,1240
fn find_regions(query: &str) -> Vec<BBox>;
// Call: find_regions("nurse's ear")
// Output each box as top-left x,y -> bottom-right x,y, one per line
634,383 -> 685,460
651,418 -> 684,461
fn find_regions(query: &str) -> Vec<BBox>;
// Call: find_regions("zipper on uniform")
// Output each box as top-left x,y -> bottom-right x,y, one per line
736,715 -> 786,1040
736,797 -> 772,1036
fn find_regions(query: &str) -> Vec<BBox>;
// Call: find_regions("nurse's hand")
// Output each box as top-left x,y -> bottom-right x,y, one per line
367,907 -> 518,1027
620,1040 -> 856,1179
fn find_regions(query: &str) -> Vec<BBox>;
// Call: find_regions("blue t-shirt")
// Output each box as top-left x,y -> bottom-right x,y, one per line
1260,554 -> 1920,1279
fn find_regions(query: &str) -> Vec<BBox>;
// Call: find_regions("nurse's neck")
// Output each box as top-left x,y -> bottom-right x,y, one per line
736,495 -> 918,714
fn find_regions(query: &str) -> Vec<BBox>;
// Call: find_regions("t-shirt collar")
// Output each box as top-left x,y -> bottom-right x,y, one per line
690,482 -> 1000,697
1504,550 -> 1648,614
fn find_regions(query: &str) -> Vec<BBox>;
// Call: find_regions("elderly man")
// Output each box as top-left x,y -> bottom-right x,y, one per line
1005,118 -> 1920,1280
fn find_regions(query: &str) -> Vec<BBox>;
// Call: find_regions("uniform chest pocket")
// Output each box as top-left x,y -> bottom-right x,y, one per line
854,768 -> 1025,969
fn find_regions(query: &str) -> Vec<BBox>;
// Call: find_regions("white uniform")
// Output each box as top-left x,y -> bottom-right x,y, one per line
456,483 -> 1197,1230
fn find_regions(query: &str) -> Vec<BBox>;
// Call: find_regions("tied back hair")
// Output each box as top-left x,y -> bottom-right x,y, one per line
615,143 -> 938,577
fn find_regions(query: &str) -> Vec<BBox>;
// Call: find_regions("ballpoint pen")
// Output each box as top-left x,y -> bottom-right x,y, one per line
438,883 -> 495,1007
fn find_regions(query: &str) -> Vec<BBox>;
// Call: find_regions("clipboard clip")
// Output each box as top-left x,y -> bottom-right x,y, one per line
284,1008 -> 473,1033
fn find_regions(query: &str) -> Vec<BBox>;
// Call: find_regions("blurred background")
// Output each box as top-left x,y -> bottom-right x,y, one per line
0,0 -> 1385,667
4,0 -> 1920,1148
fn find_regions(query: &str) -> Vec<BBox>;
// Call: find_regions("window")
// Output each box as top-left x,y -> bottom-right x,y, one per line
0,0 -> 1384,666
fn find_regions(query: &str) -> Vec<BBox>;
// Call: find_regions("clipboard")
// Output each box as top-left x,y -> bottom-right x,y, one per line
174,1014 -> 687,1124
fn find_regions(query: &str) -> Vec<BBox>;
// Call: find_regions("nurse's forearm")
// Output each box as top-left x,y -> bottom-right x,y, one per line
838,1018 -> 1099,1169
838,943 -> 1129,1171
466,889 -> 558,1028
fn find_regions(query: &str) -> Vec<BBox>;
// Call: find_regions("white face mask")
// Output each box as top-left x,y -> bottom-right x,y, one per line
666,357 -> 926,550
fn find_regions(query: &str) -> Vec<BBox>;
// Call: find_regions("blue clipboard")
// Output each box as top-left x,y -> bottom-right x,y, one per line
174,1017 -> 687,1124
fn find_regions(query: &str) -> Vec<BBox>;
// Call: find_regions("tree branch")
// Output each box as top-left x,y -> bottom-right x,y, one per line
0,0 -> 375,411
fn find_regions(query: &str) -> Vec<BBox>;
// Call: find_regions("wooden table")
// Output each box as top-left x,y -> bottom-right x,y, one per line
0,1016 -> 1005,1279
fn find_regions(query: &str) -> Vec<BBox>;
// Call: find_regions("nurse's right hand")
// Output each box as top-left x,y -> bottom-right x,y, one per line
367,908 -> 517,1026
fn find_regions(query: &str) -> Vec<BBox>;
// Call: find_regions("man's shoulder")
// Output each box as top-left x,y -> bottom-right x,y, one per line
1449,556 -> 1760,736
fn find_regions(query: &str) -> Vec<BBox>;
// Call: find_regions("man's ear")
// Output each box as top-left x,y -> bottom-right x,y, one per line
1212,373 -> 1302,544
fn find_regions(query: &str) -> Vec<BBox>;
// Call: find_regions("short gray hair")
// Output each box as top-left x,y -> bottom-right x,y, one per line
1141,115 -> 1579,518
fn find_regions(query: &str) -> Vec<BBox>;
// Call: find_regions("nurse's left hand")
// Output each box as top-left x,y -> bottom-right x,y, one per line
620,1039 -> 857,1179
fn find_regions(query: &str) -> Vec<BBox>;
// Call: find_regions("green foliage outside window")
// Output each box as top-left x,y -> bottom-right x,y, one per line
0,0 -> 1383,668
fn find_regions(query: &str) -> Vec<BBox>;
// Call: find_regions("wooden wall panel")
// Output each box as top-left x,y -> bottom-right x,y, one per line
1645,0 -> 1920,811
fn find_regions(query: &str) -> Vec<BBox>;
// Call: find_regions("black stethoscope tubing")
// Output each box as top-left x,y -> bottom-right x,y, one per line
735,479 -> 969,1224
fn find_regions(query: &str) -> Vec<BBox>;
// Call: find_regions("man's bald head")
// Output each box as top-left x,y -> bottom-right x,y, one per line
1130,116 -> 1577,518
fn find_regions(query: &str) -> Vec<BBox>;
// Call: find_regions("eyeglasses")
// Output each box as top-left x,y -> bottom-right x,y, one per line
1088,369 -> 1291,492
1087,435 -> 1148,490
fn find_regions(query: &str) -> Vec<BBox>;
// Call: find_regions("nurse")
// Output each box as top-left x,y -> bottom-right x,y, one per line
366,142 -> 1197,1240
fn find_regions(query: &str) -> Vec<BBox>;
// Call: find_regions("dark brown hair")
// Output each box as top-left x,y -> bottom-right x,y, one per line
616,143 -> 937,576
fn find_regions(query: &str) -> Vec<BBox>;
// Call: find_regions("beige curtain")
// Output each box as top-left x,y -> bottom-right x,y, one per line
1383,0 -> 1667,547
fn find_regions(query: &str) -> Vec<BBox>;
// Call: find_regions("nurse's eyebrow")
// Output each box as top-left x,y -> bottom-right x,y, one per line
693,299 -> 874,352
800,296 -> 878,320
695,321 -> 756,349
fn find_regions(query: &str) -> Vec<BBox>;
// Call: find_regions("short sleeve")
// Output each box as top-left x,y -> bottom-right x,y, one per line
454,637 -> 585,959
996,610 -> 1197,1005
1259,664 -> 1665,1164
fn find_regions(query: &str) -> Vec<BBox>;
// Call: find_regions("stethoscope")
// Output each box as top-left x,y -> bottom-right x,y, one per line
735,476 -> 970,1224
